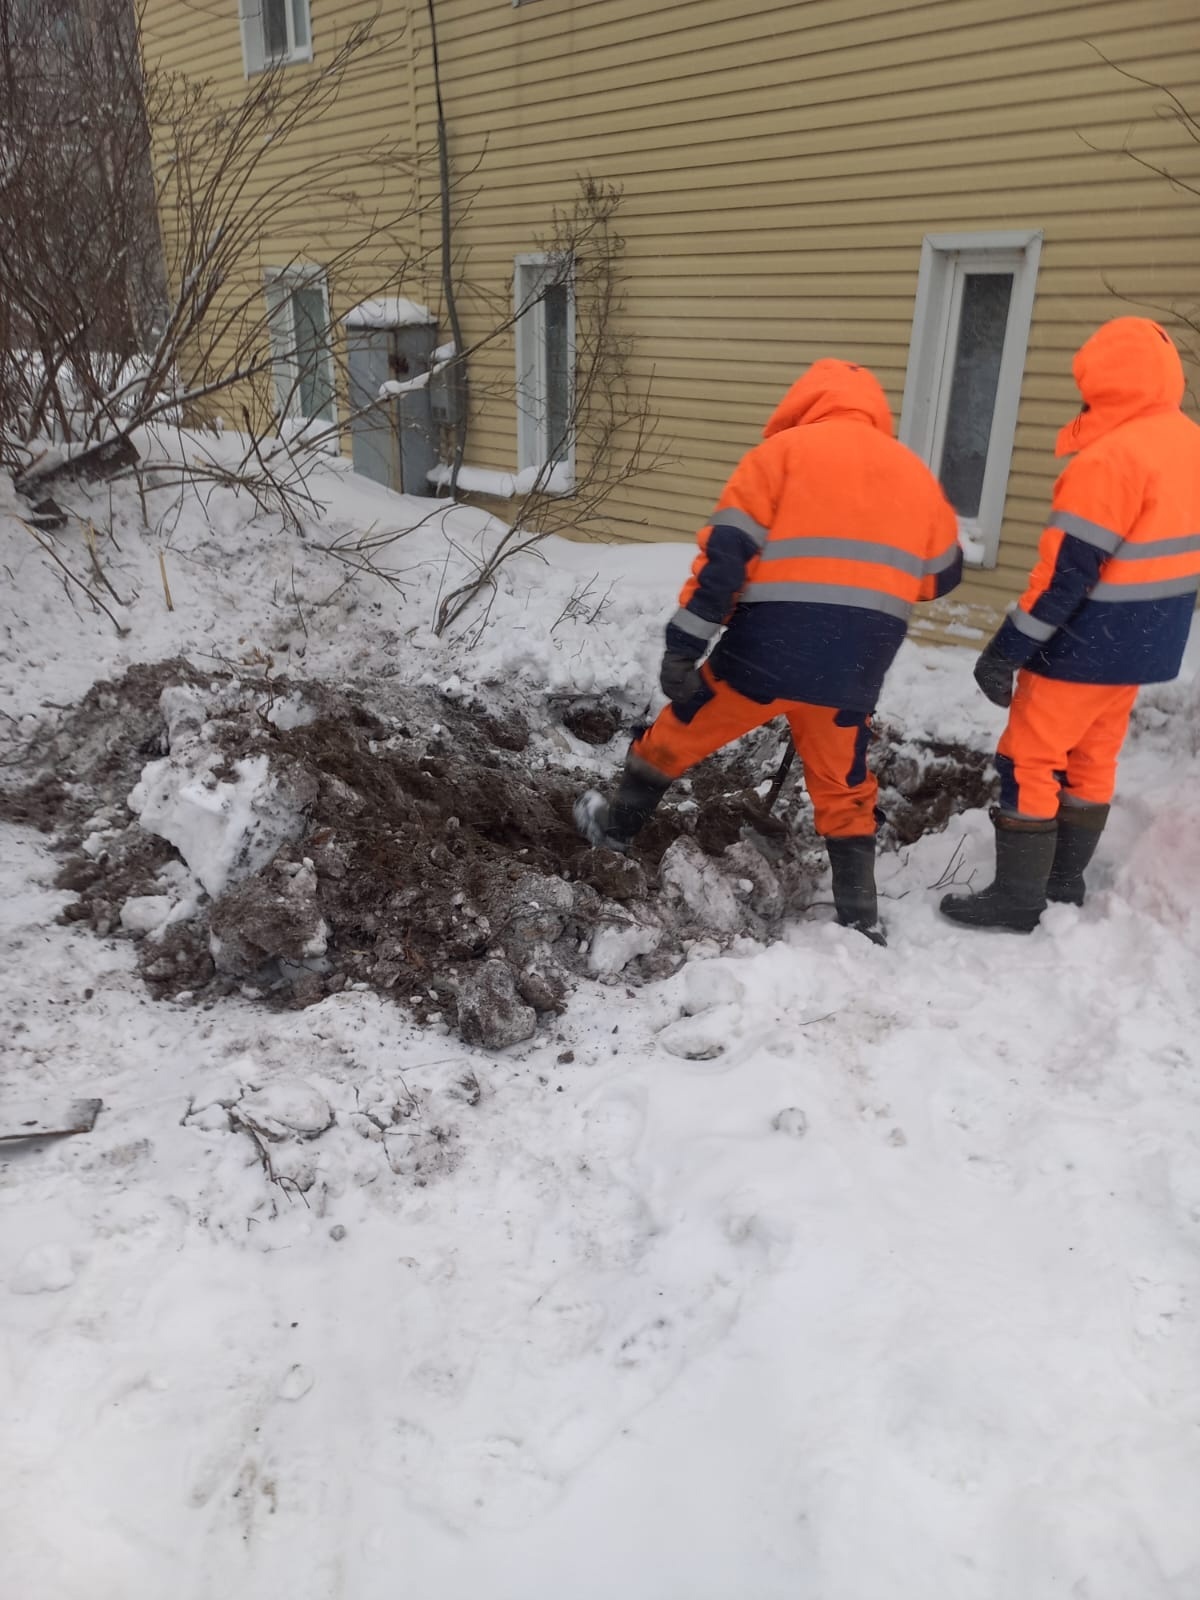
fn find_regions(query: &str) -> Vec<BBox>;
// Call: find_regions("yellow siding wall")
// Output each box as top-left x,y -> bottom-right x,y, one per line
138,1 -> 434,429
140,0 -> 1200,633
418,0 -> 1200,632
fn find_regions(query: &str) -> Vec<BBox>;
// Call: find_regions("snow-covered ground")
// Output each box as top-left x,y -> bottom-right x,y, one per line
3,453 -> 1200,1599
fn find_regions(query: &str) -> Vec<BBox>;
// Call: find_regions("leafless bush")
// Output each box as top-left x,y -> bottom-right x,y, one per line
3,5 -> 658,617
3,5 -> 442,518
137,16 -> 434,452
1082,50 -> 1200,382
549,575 -> 617,636
309,177 -> 663,629
434,179 -> 661,636
372,178 -> 656,638
0,0 -> 165,473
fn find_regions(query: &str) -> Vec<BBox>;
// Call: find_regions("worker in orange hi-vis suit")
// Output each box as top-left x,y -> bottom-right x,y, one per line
942,317 -> 1200,933
575,359 -> 963,942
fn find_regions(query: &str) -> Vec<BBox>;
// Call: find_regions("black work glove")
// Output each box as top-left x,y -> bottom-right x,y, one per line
973,639 -> 1015,708
659,648 -> 703,706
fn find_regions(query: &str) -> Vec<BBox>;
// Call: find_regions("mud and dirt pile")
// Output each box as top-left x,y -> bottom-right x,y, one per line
0,661 -> 992,1045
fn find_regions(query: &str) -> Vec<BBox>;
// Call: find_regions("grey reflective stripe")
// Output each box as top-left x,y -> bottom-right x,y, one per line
1008,604 -> 1057,643
1050,510 -> 1123,554
710,506 -> 769,548
739,581 -> 912,621
1110,531 -> 1200,561
1091,575 -> 1200,602
670,607 -> 721,641
759,535 -> 924,577
924,543 -> 963,576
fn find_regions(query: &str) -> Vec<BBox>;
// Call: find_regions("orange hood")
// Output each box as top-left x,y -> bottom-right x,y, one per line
763,358 -> 894,439
1056,317 -> 1185,456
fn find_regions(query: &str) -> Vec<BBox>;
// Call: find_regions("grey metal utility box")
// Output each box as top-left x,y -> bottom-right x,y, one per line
345,305 -> 440,495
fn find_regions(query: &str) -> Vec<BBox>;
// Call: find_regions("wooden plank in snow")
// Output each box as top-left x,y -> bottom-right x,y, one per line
0,1099 -> 103,1142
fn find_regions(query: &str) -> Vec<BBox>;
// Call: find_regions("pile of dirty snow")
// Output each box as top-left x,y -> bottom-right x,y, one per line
0,653 -> 994,1044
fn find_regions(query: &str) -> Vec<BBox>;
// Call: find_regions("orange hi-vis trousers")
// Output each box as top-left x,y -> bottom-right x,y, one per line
996,672 -> 1139,820
632,670 -> 878,838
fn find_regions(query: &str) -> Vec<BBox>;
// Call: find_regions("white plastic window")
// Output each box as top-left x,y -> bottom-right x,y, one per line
239,0 -> 312,74
514,253 -> 575,485
899,230 -> 1042,568
264,268 -> 336,440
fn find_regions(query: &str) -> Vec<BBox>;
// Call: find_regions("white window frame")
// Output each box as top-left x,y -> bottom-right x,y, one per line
264,265 -> 337,448
899,229 -> 1042,569
514,252 -> 575,489
239,0 -> 312,76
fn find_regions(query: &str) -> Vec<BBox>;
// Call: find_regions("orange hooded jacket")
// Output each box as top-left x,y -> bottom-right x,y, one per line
666,359 -> 962,711
992,317 -> 1200,685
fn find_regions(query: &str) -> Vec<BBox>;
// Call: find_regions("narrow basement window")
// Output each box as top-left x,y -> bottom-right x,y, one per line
899,230 -> 1042,568
514,253 -> 575,488
239,0 -> 312,74
264,268 -> 336,442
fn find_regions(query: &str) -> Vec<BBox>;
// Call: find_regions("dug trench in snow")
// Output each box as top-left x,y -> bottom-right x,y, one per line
0,662 -> 993,1046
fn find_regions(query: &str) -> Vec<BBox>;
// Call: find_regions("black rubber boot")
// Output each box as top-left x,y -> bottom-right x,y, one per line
1046,802 -> 1109,905
826,835 -> 885,945
575,759 -> 670,852
939,810 -> 1057,932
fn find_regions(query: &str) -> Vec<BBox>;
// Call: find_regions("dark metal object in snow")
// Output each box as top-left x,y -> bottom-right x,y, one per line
0,1098 -> 102,1143
14,433 -> 138,496
763,733 -> 797,814
26,496 -> 68,531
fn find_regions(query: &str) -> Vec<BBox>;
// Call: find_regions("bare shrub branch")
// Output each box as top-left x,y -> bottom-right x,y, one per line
1079,48 -> 1200,372
433,178 -> 665,636
3,4 -> 446,530
0,0 -> 166,471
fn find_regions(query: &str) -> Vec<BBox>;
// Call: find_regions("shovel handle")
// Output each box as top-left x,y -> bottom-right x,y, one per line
763,733 -> 797,814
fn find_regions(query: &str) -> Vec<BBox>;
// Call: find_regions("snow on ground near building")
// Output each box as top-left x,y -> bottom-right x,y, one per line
2,452 -> 1200,1599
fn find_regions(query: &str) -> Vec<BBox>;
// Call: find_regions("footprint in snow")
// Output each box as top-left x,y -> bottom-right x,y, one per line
722,1198 -> 795,1266
371,1416 -> 435,1489
188,1402 -> 264,1508
9,1243 -> 77,1294
657,1003 -> 743,1063
772,1107 -> 808,1138
525,1293 -> 610,1366
614,1315 -> 675,1368
680,961 -> 748,1015
278,1363 -> 315,1401
413,1436 -> 560,1533
1131,1274 -> 1188,1340
580,1083 -> 648,1161
409,1355 -> 470,1400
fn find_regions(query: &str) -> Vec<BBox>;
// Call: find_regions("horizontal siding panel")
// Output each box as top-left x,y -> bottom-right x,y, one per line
434,120 -> 1197,185
431,0 -> 1195,85
427,82 -> 1200,162
463,186 -> 1198,233
442,216 -> 1200,263
438,133 -> 1199,198
422,29 -> 1200,124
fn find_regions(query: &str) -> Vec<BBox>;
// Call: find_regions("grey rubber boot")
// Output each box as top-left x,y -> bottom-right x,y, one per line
939,809 -> 1057,932
1046,802 -> 1110,905
825,835 -> 886,945
575,759 -> 670,852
